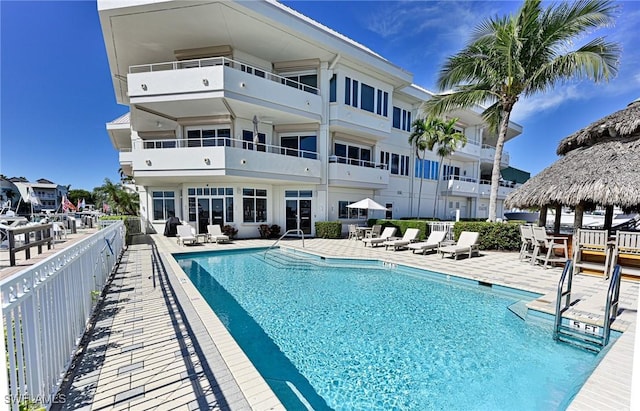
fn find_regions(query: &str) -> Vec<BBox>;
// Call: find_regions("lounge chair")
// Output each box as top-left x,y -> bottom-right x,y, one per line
439,231 -> 480,260
176,224 -> 198,246
531,226 -> 568,268
362,227 -> 397,247
365,224 -> 382,239
384,228 -> 420,251
407,231 -> 447,254
207,224 -> 230,243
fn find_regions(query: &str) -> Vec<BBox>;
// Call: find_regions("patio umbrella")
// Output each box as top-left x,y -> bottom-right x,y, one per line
346,198 -> 388,211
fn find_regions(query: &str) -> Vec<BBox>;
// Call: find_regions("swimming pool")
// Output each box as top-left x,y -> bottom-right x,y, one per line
176,248 -> 606,410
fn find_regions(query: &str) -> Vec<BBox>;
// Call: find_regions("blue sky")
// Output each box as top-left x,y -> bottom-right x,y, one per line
1,1 -> 639,191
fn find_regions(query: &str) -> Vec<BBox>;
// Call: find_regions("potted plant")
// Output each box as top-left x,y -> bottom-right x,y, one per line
222,224 -> 238,239
269,224 -> 281,238
258,224 -> 271,239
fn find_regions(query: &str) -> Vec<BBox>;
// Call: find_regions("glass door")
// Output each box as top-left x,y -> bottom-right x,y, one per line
285,198 -> 312,235
197,198 -> 210,234
299,199 -> 311,234
211,198 -> 224,227
285,200 -> 298,233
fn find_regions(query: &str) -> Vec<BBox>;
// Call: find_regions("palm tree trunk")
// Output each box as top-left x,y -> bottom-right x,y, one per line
488,108 -> 512,221
417,150 -> 425,218
433,155 -> 443,219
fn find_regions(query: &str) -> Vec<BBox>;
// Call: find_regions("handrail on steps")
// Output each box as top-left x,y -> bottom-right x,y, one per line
553,260 -> 573,340
264,229 -> 305,257
603,264 -> 622,346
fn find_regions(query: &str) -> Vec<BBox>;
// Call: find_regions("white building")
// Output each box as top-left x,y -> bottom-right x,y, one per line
10,177 -> 68,213
99,0 -> 525,238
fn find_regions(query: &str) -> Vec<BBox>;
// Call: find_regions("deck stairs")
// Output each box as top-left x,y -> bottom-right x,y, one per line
553,260 -> 621,352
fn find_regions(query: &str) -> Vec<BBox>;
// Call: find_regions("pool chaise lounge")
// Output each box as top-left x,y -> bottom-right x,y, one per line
407,231 -> 447,255
207,224 -> 231,243
384,228 -> 420,251
362,227 -> 397,247
176,224 -> 198,246
439,231 -> 480,260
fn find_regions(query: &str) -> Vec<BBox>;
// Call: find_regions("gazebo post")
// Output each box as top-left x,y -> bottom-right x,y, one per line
537,205 -> 548,227
574,202 -> 585,232
604,205 -> 614,232
553,204 -> 562,234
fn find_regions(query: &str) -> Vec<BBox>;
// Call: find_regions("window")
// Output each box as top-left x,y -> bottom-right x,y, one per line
335,142 -> 372,167
352,80 -> 358,108
415,159 -> 439,180
345,77 -> 351,105
385,203 -> 393,219
329,74 -> 337,102
380,151 -> 409,176
282,72 -> 318,94
186,126 -> 230,147
242,130 -> 266,152
280,134 -> 317,159
443,165 -> 461,179
243,188 -> 267,223
361,83 -> 375,112
152,191 -> 175,220
187,187 -> 233,223
338,200 -> 366,219
392,107 -> 412,131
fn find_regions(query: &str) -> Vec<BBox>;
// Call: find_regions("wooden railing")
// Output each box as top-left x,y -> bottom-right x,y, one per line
4,224 -> 53,266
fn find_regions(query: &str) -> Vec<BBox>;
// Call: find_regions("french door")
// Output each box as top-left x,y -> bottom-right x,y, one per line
197,198 -> 224,234
285,198 -> 312,235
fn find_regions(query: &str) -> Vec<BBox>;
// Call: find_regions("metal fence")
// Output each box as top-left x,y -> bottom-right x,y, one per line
0,221 -> 125,410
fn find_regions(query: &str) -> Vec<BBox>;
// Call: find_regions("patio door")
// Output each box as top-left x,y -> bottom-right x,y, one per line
285,190 -> 312,235
197,198 -> 224,234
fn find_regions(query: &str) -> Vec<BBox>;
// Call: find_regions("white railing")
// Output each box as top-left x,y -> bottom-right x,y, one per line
0,221 -> 125,410
136,136 -> 320,160
328,155 -> 388,170
479,179 -> 517,188
428,221 -> 455,240
129,56 -> 319,95
442,175 -> 478,183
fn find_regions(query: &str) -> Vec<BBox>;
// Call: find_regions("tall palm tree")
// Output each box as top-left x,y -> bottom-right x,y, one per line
94,178 -> 139,215
437,118 -> 467,218
409,117 -> 440,217
423,0 -> 619,221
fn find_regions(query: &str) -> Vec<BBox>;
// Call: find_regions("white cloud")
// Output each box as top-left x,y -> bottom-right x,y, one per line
511,86 -> 587,122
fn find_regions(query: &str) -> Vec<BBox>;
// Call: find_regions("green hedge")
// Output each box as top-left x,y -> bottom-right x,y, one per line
315,221 -> 342,238
452,221 -> 521,251
100,215 -> 142,245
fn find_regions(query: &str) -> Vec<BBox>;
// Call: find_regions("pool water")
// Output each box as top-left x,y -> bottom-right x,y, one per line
176,249 -> 604,410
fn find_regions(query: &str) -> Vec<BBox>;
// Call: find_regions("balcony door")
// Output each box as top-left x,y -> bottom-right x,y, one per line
285,190 -> 312,235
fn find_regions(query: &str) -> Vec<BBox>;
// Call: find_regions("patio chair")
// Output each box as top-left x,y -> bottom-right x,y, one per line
348,224 -> 358,240
176,224 -> 198,246
362,227 -> 397,247
531,226 -> 568,268
573,228 -> 611,277
383,228 -> 420,251
439,231 -> 480,260
608,231 -> 640,278
207,224 -> 230,243
407,231 -> 447,255
365,224 -> 382,239
519,225 -> 535,262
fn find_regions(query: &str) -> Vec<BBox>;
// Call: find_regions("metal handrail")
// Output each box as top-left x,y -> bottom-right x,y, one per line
553,260 -> 574,340
603,265 -> 621,346
264,229 -> 305,257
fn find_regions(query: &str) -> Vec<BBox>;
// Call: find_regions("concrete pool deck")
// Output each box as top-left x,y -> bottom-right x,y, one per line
51,233 -> 637,410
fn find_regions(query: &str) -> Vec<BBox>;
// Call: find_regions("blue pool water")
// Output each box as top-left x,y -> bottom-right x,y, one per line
175,249 -> 604,410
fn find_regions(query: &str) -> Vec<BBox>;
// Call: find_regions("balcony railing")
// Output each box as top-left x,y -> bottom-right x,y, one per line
328,155 -> 388,170
135,137 -> 319,160
442,175 -> 478,183
479,179 -> 517,188
129,56 -> 319,95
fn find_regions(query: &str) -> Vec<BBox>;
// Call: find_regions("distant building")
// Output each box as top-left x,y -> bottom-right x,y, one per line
99,0 -> 528,237
9,177 -> 68,213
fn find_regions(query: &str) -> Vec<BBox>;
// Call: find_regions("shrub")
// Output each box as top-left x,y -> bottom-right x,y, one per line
222,224 -> 238,238
315,221 -> 342,238
99,215 -> 141,245
258,224 -> 281,238
452,221 -> 521,251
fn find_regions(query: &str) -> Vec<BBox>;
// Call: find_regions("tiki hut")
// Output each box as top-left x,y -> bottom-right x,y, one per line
506,99 -> 640,232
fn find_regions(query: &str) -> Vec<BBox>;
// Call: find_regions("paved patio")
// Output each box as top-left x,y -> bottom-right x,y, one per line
29,233 -> 639,409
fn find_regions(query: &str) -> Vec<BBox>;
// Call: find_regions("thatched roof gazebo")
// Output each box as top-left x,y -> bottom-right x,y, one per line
506,99 -> 640,232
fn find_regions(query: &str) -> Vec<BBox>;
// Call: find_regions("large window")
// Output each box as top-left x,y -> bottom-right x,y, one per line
338,201 -> 367,219
282,71 -> 318,94
392,107 -> 412,132
380,151 -> 409,176
334,142 -> 372,167
243,188 -> 267,223
344,77 -> 388,116
186,187 -> 234,223
415,159 -> 440,180
361,83 -> 375,112
152,191 -> 175,220
280,134 -> 318,159
443,165 -> 461,179
186,126 -> 231,147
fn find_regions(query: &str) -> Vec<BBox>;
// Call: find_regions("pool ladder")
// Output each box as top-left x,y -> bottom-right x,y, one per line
264,229 -> 305,257
553,260 -> 621,351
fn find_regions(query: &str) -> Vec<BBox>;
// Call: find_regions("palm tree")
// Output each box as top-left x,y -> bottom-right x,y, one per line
409,117 -> 440,217
423,0 -> 619,221
437,118 -> 467,218
94,178 -> 139,215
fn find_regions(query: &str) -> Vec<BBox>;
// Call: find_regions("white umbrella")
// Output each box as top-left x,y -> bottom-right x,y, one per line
346,198 -> 388,211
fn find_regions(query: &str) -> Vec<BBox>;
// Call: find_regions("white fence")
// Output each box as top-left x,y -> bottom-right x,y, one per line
428,221 -> 455,240
0,221 -> 125,410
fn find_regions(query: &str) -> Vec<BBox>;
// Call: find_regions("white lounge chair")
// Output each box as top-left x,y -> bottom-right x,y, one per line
384,228 -> 420,251
207,224 -> 230,243
177,224 -> 198,246
407,231 -> 447,255
439,231 -> 480,260
362,227 -> 397,247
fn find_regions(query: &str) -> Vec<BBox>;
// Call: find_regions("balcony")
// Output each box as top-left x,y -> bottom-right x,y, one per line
480,145 -> 510,167
478,179 -> 517,199
451,139 -> 481,159
130,137 -> 321,184
440,176 -> 479,197
127,57 -> 322,121
328,156 -> 389,189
